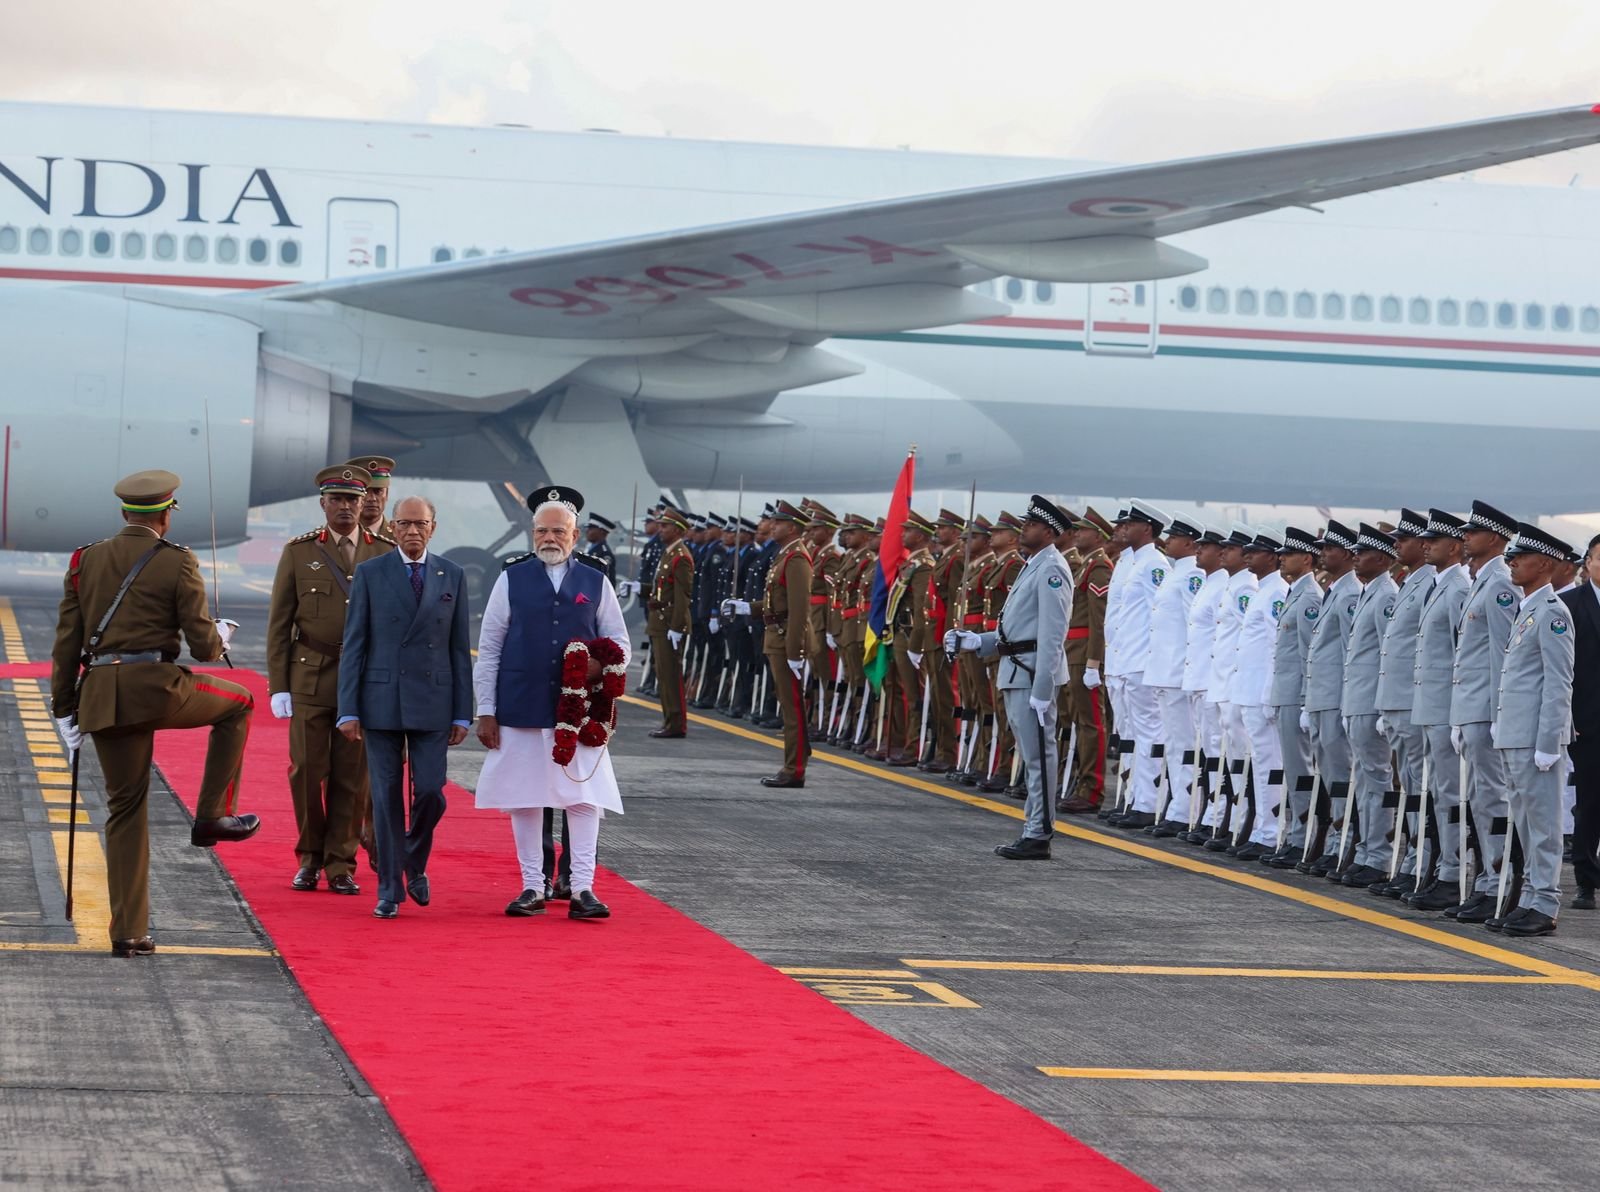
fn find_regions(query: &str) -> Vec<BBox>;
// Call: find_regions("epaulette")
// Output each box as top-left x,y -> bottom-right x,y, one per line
572,552 -> 607,573
502,552 -> 534,570
289,528 -> 321,544
159,539 -> 188,552
362,529 -> 398,547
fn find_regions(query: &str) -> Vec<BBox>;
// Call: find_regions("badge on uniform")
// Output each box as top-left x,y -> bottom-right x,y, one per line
1346,601 -> 1357,617
1238,594 -> 1250,613
307,561 -> 323,570
1187,575 -> 1203,594
1383,603 -> 1395,619
1151,568 -> 1165,587
1271,599 -> 1285,620
1551,615 -> 1569,635
1047,574 -> 1063,588
1496,592 -> 1515,608
1305,606 -> 1319,621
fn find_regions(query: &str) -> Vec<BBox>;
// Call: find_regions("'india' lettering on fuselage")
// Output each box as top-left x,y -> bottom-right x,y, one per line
0,157 -> 297,227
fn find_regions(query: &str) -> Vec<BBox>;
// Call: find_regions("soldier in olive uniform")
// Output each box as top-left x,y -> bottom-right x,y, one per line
949,516 -> 993,783
919,509 -> 966,772
267,464 -> 395,893
754,500 -> 814,786
647,508 -> 695,737
976,512 -> 1025,790
50,470 -> 260,956
802,502 -> 842,723
880,512 -> 936,766
349,455 -> 397,538
828,514 -> 870,744
847,518 -> 886,752
1059,508 -> 1113,809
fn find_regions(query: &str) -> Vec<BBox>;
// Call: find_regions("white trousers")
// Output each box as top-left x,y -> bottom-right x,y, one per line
1197,698 -> 1226,827
1119,674 -> 1165,814
1154,687 -> 1198,823
1238,704 -> 1283,847
510,803 -> 601,893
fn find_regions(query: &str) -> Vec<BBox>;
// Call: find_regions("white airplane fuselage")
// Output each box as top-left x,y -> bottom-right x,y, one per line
1,102 -> 1597,553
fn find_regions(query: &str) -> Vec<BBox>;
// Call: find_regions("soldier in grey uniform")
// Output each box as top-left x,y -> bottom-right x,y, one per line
1449,500 -> 1521,920
1405,510 -> 1472,909
948,495 -> 1073,860
1488,522 -> 1576,937
1298,521 -> 1362,875
1339,525 -> 1400,888
1373,509 -> 1435,897
1264,527 -> 1322,867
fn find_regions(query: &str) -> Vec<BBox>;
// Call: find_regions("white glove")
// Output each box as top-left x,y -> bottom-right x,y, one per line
788,659 -> 805,680
1451,726 -> 1463,752
667,630 -> 684,649
1299,710 -> 1312,734
825,633 -> 837,650
1029,695 -> 1053,727
1535,750 -> 1561,772
1083,667 -> 1102,690
1375,715 -> 1388,736
270,692 -> 293,720
214,617 -> 238,647
55,715 -> 82,752
908,651 -> 923,668
721,599 -> 751,617
944,630 -> 981,652
709,617 -> 720,634
616,580 -> 640,598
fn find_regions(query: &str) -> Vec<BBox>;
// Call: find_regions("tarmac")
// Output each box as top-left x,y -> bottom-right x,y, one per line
4,566 -> 1600,1190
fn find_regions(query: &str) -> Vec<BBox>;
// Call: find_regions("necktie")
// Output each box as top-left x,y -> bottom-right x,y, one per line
408,560 -> 424,603
338,536 -> 355,574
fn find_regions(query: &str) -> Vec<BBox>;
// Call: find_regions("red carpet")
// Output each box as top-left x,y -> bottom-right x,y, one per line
19,663 -> 1147,1191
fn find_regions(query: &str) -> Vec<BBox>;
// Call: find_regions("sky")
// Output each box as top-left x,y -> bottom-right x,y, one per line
8,0 -> 1600,184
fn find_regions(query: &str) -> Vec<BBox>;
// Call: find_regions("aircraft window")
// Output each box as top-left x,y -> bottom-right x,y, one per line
463,246 -> 485,259
1207,286 -> 1229,314
216,236 -> 238,264
92,230 -> 115,258
1408,298 -> 1430,324
1236,288 -> 1257,315
152,232 -> 175,261
1322,293 -> 1344,319
1293,291 -> 1315,318
121,232 -> 145,260
1494,302 -> 1515,329
1582,307 -> 1600,333
432,246 -> 455,264
1265,289 -> 1287,317
1523,303 -> 1544,330
1352,294 -> 1373,321
1004,277 -> 1024,301
1034,281 -> 1054,304
247,237 -> 269,265
183,234 -> 208,262
1438,299 -> 1460,326
27,227 -> 50,254
1380,296 -> 1402,323
59,228 -> 82,256
1133,283 -> 1146,305
0,225 -> 16,253
277,240 -> 298,266
1177,284 -> 1198,310
1553,304 -> 1573,332
1466,300 -> 1487,327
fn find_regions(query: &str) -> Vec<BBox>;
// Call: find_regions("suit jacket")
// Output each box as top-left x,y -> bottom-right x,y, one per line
1269,572 -> 1321,708
977,544 -> 1073,701
1492,588 -> 1574,753
1412,564 -> 1470,726
1341,573 -> 1398,716
1451,554 -> 1518,726
337,550 -> 473,731
1376,563 -> 1435,714
1560,582 -> 1600,738
1303,571 -> 1360,713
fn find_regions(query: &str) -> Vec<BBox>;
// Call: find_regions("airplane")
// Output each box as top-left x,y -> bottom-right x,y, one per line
3,98 -> 1600,597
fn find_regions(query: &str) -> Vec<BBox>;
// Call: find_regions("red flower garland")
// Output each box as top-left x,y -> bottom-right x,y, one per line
553,637 -> 628,767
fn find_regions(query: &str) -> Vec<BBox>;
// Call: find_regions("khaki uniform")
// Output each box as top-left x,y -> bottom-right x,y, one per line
957,549 -> 995,773
807,543 -> 841,668
837,547 -> 871,689
919,549 -> 962,767
760,539 -> 814,779
647,540 -> 695,733
1066,546 -> 1112,804
884,549 -> 934,760
266,525 -> 394,877
50,526 -> 253,942
982,549 -> 1025,783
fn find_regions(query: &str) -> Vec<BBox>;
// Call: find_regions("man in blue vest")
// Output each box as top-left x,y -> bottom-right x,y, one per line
474,485 -> 629,920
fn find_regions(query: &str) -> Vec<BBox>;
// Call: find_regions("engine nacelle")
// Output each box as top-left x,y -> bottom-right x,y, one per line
250,355 -> 350,508
0,288 -> 259,551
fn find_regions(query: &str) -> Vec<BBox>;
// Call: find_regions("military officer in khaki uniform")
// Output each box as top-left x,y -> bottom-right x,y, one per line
348,455 -> 397,538
847,518 -> 886,752
50,470 -> 260,957
1061,507 -> 1114,811
880,511 -> 936,766
919,509 -> 966,772
647,508 -> 695,737
266,465 -> 394,893
976,512 -> 1025,790
950,516 -> 994,784
802,501 -> 843,717
755,500 -> 815,786
830,514 -> 872,743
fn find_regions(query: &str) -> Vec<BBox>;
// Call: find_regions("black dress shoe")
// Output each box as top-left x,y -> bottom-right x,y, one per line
1003,784 -> 1028,801
551,876 -> 572,901
405,873 -> 430,906
1233,842 -> 1272,862
1377,876 -> 1413,899
956,771 -> 979,787
373,900 -> 398,919
1450,892 -> 1496,923
1116,811 -> 1156,831
1262,849 -> 1300,869
918,760 -> 953,775
760,773 -> 806,788
1503,909 -> 1557,937
1571,887 -> 1596,910
190,814 -> 262,847
1407,882 -> 1459,912
1181,828 -> 1212,845
1485,906 -> 1532,933
1309,853 -> 1340,876
291,866 -> 320,891
1365,874 -> 1396,893
1340,864 -> 1385,888
995,835 -> 1052,860
648,728 -> 686,739
505,888 -> 546,917
1147,819 -> 1187,838
977,776 -> 1007,793
111,936 -> 156,958
327,873 -> 361,896
569,889 -> 612,919
1202,835 -> 1233,852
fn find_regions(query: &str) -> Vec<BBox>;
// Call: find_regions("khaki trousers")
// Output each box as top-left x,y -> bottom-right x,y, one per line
288,701 -> 370,877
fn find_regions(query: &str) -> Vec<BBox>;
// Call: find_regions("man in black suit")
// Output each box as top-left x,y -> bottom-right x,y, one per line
1558,532 -> 1600,910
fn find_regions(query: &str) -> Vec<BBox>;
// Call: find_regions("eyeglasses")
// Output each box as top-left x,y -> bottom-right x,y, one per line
392,519 -> 433,530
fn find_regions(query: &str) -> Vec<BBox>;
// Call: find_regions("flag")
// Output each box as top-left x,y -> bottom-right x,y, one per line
863,448 -> 915,691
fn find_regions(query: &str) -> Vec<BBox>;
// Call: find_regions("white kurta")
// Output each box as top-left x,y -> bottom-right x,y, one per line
473,559 -> 631,814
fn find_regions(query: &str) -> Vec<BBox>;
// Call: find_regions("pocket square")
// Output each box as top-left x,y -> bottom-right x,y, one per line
575,592 -> 592,604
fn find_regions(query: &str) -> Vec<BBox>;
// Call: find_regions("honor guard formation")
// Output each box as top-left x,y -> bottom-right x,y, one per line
626,493 -> 1600,938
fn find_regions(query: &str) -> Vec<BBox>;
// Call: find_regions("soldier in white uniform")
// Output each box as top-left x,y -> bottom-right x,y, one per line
1197,526 -> 1256,845
1298,521 -> 1361,876
1225,531 -> 1287,860
1174,528 -> 1229,839
1097,509 -> 1133,811
1488,522 -> 1576,937
1264,528 -> 1323,867
1339,525 -> 1401,888
1404,510 -> 1473,909
1105,502 -> 1171,830
1449,500 -> 1521,920
1143,515 -> 1205,834
1372,510 -> 1435,897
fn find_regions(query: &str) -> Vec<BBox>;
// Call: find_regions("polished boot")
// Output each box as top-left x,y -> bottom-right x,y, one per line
111,936 -> 156,958
995,835 -> 1052,860
760,773 -> 806,788
1571,887 -> 1596,910
291,866 -> 319,891
327,873 -> 361,896
1450,892 -> 1496,923
190,814 -> 262,847
1502,910 -> 1557,937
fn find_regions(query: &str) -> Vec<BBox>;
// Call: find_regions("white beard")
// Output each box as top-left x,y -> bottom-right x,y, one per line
537,544 -> 571,565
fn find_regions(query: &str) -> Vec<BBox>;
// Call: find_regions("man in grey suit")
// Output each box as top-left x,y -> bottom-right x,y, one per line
1298,521 -> 1361,876
1405,510 -> 1472,909
1449,500 -> 1520,920
947,495 -> 1073,860
1339,525 -> 1400,888
338,496 -> 474,918
1264,528 -> 1322,867
1489,523 -> 1576,937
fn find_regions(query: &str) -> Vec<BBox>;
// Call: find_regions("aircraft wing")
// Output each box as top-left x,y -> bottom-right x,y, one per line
267,104 -> 1600,342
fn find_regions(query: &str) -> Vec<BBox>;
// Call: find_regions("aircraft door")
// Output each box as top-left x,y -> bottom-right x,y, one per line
326,199 -> 399,278
1085,281 -> 1158,356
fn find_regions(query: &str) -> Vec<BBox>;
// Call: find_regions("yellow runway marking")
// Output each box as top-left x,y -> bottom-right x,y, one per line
46,809 -> 92,825
1038,1066 -> 1600,1089
0,940 -> 276,957
0,598 -> 29,662
51,822 -> 110,944
622,696 -> 1600,992
902,959 -> 1571,985
779,967 -> 922,978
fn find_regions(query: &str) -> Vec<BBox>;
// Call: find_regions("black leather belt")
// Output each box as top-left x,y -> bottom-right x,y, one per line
295,631 -> 343,660
87,651 -> 176,667
997,639 -> 1037,657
